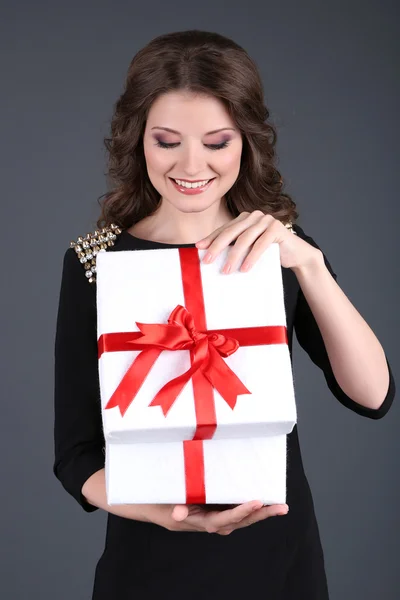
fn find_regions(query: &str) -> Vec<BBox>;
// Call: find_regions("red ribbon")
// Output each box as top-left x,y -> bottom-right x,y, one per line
99,248 -> 288,503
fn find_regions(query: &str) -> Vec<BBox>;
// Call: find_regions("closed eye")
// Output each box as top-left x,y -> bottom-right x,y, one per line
155,141 -> 230,151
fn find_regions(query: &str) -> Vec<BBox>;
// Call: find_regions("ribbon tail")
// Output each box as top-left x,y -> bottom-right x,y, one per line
149,359 -> 202,416
104,348 -> 162,416
150,338 -> 209,416
203,346 -> 251,410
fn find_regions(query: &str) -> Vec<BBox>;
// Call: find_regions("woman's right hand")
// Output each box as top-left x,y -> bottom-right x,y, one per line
137,501 -> 289,535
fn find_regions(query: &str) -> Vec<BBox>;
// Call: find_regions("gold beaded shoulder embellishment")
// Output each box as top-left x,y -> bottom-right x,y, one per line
285,221 -> 297,235
70,223 -> 122,283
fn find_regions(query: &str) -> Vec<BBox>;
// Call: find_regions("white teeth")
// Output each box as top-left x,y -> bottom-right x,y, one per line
173,178 -> 211,189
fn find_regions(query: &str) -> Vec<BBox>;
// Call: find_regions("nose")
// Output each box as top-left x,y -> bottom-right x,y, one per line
179,141 -> 207,176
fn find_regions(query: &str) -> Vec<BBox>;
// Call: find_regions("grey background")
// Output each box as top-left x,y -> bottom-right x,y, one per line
1,1 -> 398,599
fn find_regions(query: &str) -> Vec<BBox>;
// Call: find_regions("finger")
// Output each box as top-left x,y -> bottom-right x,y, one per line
225,216 -> 279,273
244,503 -> 288,523
240,219 -> 288,271
197,213 -> 258,259
238,504 -> 289,528
207,212 -> 267,260
195,213 -> 250,249
216,504 -> 289,535
205,500 -> 265,532
239,227 -> 277,272
171,504 -> 190,521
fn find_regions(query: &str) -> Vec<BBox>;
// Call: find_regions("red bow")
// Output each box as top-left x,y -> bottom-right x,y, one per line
104,304 -> 250,417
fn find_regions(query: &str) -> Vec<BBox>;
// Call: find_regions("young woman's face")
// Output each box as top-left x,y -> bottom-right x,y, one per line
143,91 -> 243,214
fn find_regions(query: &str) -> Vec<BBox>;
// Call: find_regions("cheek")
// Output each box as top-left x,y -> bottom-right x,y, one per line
218,146 -> 242,173
144,144 -> 171,174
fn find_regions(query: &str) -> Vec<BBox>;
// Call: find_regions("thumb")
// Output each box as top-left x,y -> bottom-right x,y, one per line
171,504 -> 189,521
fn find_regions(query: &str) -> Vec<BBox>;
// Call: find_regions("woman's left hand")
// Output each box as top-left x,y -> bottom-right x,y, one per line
195,211 -> 322,273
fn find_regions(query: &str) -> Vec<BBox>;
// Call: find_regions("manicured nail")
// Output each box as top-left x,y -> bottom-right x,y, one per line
203,252 -> 213,263
222,263 -> 231,274
241,261 -> 251,272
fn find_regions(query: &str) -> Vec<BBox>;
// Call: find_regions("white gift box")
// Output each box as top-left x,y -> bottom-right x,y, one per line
106,436 -> 288,505
96,244 -> 297,504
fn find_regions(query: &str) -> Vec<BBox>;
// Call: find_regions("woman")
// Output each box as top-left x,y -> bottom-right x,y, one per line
53,30 -> 395,599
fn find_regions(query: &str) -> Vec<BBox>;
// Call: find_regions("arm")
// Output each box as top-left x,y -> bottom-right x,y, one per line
81,468 -> 154,520
53,248 -> 158,519
293,224 -> 395,418
53,248 -> 105,511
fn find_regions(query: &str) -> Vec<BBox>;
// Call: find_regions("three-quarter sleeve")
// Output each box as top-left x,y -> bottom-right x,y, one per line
292,223 -> 395,420
53,248 -> 105,512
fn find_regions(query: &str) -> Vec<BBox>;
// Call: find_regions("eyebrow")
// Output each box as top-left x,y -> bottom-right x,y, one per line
151,127 -> 236,135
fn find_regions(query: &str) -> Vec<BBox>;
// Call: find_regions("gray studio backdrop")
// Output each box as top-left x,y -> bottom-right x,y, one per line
1,1 -> 398,599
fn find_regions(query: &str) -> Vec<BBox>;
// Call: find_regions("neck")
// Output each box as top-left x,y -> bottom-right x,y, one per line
129,198 -> 234,244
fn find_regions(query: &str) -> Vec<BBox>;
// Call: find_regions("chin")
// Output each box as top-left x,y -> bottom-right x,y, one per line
179,200 -> 222,213
160,191 -> 218,208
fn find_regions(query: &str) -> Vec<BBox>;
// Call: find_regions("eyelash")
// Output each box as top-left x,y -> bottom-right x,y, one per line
155,140 -> 231,151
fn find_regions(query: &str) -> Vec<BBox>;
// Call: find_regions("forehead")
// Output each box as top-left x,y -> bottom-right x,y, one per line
146,91 -> 235,133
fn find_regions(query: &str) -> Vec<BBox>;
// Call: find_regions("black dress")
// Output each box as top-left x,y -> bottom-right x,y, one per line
53,223 -> 395,600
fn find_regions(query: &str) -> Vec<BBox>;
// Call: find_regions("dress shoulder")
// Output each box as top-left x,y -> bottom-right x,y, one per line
69,223 -> 122,283
68,221 -> 294,284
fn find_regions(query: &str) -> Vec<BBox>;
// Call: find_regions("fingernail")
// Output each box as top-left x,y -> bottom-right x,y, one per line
241,261 -> 251,272
203,252 -> 213,263
196,240 -> 207,247
222,263 -> 231,274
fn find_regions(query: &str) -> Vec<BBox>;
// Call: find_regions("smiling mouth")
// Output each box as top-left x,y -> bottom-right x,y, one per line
169,177 -> 216,184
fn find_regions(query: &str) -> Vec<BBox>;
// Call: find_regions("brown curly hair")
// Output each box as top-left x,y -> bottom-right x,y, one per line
97,30 -> 298,230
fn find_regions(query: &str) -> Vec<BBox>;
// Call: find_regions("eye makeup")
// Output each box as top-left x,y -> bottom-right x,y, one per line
154,139 -> 231,151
